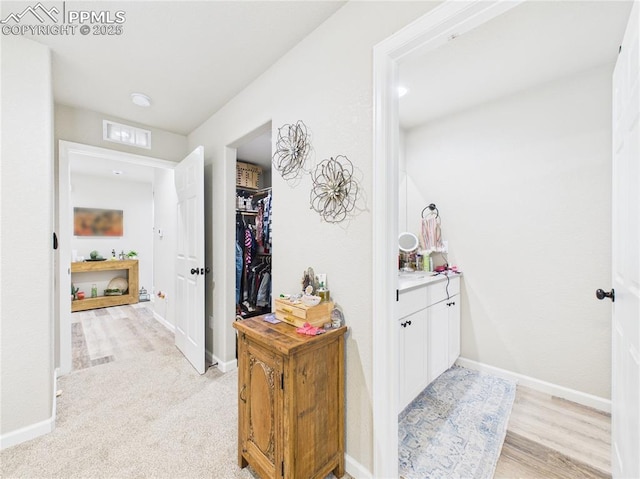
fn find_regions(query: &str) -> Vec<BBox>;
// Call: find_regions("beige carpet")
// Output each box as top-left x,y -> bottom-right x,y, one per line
1,310 -> 256,478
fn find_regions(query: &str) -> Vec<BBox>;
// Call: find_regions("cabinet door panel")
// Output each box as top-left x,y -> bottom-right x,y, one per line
242,340 -> 282,479
399,309 -> 428,412
250,361 -> 275,452
447,297 -> 460,367
428,301 -> 449,383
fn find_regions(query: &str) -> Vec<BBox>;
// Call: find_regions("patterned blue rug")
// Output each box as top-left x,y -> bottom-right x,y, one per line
399,366 -> 516,479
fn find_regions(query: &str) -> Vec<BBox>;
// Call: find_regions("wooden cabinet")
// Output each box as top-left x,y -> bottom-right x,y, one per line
70,260 -> 139,312
233,317 -> 346,479
397,274 -> 461,412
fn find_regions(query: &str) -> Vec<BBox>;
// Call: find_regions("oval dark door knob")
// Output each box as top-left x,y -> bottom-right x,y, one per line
596,288 -> 615,302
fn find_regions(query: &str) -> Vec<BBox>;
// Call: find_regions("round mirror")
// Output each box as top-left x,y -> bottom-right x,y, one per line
398,232 -> 419,252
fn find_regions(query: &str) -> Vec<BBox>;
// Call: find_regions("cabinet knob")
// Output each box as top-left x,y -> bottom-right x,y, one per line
446,301 -> 456,307
190,268 -> 199,275
401,320 -> 412,328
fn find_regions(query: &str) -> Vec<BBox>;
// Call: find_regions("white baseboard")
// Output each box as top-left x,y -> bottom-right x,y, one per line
212,354 -> 237,373
456,357 -> 611,413
152,311 -> 175,333
345,453 -> 372,479
1,368 -> 58,450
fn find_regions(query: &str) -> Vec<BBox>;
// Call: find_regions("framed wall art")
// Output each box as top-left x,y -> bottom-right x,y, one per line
73,207 -> 124,237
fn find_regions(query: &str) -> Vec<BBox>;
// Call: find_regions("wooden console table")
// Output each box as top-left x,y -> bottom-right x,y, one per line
70,259 -> 139,312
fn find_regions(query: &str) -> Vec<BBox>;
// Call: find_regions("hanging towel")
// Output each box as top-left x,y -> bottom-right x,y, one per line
420,215 -> 442,252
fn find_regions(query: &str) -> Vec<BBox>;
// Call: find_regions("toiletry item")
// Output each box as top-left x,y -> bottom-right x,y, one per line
331,308 -> 344,328
422,252 -> 431,272
416,253 -> 423,271
91,284 -> 97,298
317,274 -> 330,302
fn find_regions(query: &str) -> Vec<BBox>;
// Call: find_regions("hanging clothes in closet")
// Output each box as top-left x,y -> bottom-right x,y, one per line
255,192 -> 272,254
236,189 -> 272,318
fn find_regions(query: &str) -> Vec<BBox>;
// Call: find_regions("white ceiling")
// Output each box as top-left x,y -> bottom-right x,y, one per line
4,1 -> 345,135
399,1 -> 633,130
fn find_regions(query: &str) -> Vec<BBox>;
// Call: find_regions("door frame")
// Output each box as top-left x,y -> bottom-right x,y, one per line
57,141 -> 177,375
217,121 -> 272,373
371,1 -> 523,476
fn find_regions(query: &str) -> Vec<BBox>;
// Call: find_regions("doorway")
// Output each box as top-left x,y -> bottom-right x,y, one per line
372,1 -> 630,476
213,121 -> 273,373
58,141 -> 178,375
235,130 -> 273,321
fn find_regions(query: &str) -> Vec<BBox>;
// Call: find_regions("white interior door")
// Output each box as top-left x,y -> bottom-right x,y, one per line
174,146 -> 205,374
610,4 -> 640,477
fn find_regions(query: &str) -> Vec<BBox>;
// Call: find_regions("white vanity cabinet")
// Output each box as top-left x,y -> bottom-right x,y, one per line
397,273 -> 461,413
398,308 -> 428,412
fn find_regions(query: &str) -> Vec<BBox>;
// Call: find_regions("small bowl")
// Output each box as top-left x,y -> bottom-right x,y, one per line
301,295 -> 321,307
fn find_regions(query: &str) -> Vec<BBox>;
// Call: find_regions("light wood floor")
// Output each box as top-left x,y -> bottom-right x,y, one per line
71,303 -> 172,371
495,386 -> 611,478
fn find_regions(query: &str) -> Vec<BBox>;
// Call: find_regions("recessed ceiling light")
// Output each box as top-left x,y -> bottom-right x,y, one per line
398,86 -> 409,98
112,170 -> 123,175
131,92 -> 151,107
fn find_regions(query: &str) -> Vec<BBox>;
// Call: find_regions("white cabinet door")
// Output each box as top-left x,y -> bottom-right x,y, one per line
398,308 -> 428,413
447,297 -> 460,367
428,300 -> 449,383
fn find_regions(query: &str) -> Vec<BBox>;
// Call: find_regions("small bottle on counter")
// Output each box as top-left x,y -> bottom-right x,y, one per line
317,273 -> 330,302
91,284 -> 98,298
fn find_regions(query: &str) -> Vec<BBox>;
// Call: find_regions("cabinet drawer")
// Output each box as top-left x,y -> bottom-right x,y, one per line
274,298 -> 333,327
427,275 -> 460,307
397,286 -> 428,319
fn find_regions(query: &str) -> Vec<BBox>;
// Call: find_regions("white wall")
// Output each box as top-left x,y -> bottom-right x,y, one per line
403,64 -> 613,398
152,168 -> 178,327
70,174 -> 153,300
56,104 -> 188,163
188,2 -> 438,473
0,37 -> 55,446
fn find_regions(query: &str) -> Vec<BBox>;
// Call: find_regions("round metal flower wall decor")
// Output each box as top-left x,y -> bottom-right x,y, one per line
272,120 -> 311,180
310,155 -> 359,223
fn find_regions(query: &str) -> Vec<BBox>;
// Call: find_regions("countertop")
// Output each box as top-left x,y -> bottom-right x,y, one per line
398,270 -> 462,292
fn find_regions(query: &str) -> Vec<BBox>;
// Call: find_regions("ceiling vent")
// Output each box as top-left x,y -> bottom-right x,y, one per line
103,120 -> 151,149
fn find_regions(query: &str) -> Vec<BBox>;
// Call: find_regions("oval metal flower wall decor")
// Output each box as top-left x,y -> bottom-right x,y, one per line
272,120 -> 311,180
310,155 -> 359,223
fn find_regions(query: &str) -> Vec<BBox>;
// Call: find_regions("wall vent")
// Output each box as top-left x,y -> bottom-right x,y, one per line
103,120 -> 151,149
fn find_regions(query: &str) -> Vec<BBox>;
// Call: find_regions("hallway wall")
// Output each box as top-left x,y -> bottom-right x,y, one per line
1,37 -> 55,446
188,2 -> 440,473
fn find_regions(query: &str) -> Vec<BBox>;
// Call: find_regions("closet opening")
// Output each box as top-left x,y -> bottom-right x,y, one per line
233,128 -> 273,325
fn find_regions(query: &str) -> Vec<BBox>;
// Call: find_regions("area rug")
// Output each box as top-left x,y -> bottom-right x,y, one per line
399,365 -> 516,479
